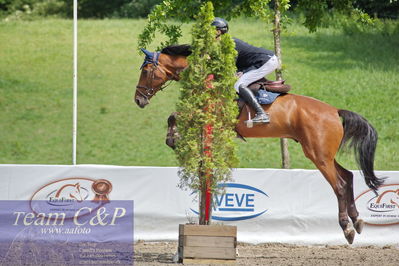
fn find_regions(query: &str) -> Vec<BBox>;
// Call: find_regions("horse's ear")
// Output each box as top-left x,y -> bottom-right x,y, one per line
140,48 -> 153,58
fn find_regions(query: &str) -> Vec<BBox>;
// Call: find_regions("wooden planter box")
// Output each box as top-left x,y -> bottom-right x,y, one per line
178,224 -> 237,264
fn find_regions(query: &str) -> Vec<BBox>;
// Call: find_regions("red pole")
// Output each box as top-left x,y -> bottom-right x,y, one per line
204,124 -> 213,223
203,74 -> 214,224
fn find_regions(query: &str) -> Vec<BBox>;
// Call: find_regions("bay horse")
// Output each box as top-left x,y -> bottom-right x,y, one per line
134,45 -> 384,244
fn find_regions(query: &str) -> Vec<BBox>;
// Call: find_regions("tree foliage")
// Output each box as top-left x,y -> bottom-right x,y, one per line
1,0 -> 397,20
136,0 -> 399,50
0,0 -> 164,18
353,0 -> 399,19
175,2 -> 238,191
296,0 -> 376,32
137,0 -> 282,50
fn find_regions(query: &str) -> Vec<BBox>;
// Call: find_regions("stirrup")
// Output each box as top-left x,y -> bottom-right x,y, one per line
245,114 -> 270,128
245,119 -> 254,128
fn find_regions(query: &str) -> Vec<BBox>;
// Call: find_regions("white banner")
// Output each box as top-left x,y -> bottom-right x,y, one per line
0,165 -> 398,246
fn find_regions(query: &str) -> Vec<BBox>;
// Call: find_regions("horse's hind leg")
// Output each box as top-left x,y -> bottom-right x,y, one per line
301,141 -> 355,243
335,161 -> 364,234
317,161 -> 355,244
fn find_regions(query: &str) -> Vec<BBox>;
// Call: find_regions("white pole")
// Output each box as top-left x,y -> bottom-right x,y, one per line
72,0 -> 78,165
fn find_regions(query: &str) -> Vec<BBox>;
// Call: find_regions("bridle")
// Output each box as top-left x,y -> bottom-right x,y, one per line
136,64 -> 175,99
136,50 -> 179,100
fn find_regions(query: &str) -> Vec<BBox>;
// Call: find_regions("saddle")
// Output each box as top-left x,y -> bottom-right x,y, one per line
235,71 -> 291,93
236,76 -> 291,109
248,77 -> 291,93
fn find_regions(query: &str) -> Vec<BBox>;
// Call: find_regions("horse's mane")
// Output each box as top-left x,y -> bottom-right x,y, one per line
161,44 -> 192,56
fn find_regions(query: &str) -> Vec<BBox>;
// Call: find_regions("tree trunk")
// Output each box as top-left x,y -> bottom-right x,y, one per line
273,0 -> 291,169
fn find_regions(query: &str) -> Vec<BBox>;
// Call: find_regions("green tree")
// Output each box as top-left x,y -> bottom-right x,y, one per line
175,2 -> 238,224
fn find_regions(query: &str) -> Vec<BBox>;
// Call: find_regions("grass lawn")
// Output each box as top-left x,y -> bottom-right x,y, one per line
0,18 -> 398,170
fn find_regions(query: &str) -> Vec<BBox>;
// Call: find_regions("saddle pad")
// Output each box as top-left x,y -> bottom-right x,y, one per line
256,89 -> 281,105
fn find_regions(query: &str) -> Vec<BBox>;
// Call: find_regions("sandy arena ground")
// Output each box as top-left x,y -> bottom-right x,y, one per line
134,241 -> 399,266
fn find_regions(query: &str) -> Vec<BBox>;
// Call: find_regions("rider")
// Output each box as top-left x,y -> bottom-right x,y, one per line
211,17 -> 279,124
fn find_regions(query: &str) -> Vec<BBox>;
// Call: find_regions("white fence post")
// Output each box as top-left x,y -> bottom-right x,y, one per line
72,0 -> 78,165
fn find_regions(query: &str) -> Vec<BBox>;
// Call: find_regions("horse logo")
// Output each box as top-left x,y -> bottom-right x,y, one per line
54,183 -> 86,202
375,189 -> 399,209
45,182 -> 90,206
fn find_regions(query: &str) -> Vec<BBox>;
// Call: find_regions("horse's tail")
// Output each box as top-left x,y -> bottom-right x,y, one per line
338,110 -> 384,191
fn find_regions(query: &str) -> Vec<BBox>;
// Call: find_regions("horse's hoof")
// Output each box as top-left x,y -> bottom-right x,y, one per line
344,228 -> 355,244
354,219 -> 364,234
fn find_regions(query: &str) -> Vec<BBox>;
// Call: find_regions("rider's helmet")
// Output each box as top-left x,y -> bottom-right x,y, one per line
211,17 -> 229,34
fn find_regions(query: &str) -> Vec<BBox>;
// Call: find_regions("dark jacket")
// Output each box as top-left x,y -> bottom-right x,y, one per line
234,38 -> 275,73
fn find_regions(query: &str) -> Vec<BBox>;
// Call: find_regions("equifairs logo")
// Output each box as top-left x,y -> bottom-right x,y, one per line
30,177 -> 113,218
355,184 -> 399,226
31,178 -> 112,203
189,183 -> 269,221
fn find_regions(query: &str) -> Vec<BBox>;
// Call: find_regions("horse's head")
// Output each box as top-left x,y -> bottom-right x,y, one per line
135,49 -> 173,108
135,46 -> 189,108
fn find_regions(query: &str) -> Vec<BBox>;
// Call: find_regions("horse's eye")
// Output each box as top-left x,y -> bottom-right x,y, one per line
142,70 -> 148,74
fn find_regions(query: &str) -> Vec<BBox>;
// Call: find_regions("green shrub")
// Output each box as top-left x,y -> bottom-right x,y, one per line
115,0 -> 162,18
341,16 -> 399,36
2,0 -> 66,20
1,0 -> 35,14
32,0 -> 66,17
60,0 -> 161,19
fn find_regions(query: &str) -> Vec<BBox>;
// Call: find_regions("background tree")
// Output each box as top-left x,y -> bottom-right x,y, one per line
1,0 -> 398,19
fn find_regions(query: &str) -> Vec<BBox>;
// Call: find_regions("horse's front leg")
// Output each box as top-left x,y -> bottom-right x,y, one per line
166,112 -> 179,149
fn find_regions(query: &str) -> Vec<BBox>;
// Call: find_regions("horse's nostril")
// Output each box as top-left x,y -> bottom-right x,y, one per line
135,98 -> 140,106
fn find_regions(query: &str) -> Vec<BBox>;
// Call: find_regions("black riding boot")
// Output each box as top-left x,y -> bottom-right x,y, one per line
239,85 -> 270,123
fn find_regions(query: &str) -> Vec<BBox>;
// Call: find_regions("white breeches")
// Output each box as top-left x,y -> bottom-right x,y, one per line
234,55 -> 280,92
